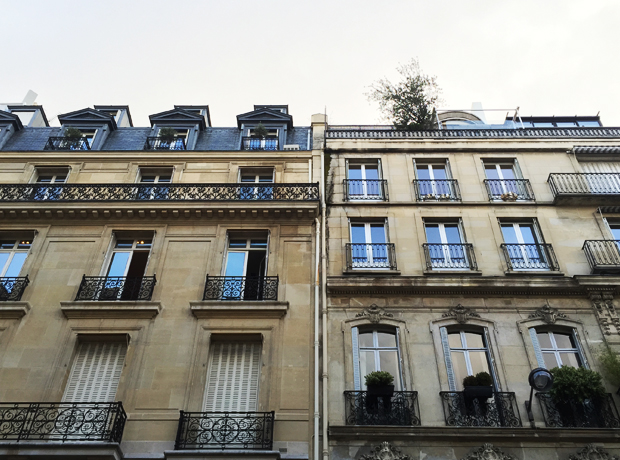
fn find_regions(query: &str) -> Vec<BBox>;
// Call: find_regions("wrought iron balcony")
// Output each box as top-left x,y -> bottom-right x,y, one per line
483,179 -> 535,201
44,137 -> 91,151
203,276 -> 278,301
536,393 -> 620,428
500,243 -> 559,271
75,275 -> 156,301
343,179 -> 389,201
440,391 -> 522,427
0,183 -> 319,202
344,391 -> 421,426
583,240 -> 620,274
345,243 -> 397,270
423,243 -> 477,270
144,136 -> 187,150
413,179 -> 461,201
242,137 -> 279,151
0,276 -> 29,301
0,402 -> 126,442
175,411 -> 275,450
549,173 -> 620,199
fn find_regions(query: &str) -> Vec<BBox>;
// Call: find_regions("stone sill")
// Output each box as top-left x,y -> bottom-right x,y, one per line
190,301 -> 289,319
504,270 -> 565,276
165,450 -> 281,460
60,301 -> 162,319
424,270 -> 482,276
343,270 -> 401,276
0,301 -> 30,319
0,442 -> 122,460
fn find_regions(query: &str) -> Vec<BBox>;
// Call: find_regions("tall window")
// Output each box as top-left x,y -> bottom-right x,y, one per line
441,328 -> 495,391
424,221 -> 469,269
529,329 -> 585,369
349,222 -> 390,269
605,220 -> 620,240
137,168 -> 172,200
0,239 -> 32,278
102,236 -> 153,300
346,161 -> 384,200
353,327 -> 402,390
222,234 -> 268,300
500,221 -> 550,270
415,162 -> 455,199
483,160 -> 532,200
239,169 -> 274,200
33,168 -> 69,201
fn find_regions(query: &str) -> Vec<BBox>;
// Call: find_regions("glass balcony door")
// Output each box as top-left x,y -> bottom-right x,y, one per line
484,163 -> 522,196
424,223 -> 466,268
354,328 -> 403,390
103,238 -> 152,300
222,237 -> 268,300
35,171 -> 67,201
137,171 -> 172,200
350,223 -> 388,268
416,163 -> 451,196
500,223 -> 547,269
447,330 -> 494,391
348,163 -> 381,199
239,171 -> 274,200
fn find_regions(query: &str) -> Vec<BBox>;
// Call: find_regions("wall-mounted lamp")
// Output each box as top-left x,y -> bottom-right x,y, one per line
525,367 -> 553,428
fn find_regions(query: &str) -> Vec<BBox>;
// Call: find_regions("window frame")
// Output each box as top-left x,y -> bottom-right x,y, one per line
352,326 -> 404,391
101,234 -> 154,278
0,238 -> 33,278
221,232 -> 270,278
345,159 -> 384,200
529,328 -> 588,369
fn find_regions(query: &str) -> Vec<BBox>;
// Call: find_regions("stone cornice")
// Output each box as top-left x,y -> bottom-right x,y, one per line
60,300 -> 162,319
190,300 -> 289,319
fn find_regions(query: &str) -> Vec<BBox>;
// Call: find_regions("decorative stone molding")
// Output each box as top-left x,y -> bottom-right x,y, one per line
461,443 -> 515,460
528,304 -> 567,324
360,442 -> 411,460
569,444 -> 619,460
356,304 -> 393,324
443,304 -> 480,324
589,292 -> 619,335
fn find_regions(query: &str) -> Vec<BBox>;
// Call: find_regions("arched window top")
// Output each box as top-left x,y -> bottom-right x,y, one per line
352,326 -> 403,391
529,328 -> 587,369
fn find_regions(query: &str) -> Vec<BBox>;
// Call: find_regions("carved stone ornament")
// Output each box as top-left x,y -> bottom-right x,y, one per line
360,442 -> 411,460
569,444 -> 619,460
461,443 -> 515,460
589,291 -> 619,336
443,304 -> 480,324
356,304 -> 393,324
528,304 -> 567,324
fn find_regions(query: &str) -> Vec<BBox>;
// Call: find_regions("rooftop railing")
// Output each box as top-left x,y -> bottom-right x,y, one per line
345,243 -> 397,270
536,393 -> 620,428
583,240 -> 620,274
413,179 -> 461,201
242,137 -> 279,151
343,179 -> 388,201
0,276 -> 29,301
326,127 -> 620,139
75,275 -> 156,301
144,137 -> 186,150
44,137 -> 90,151
548,173 -> 620,197
500,243 -> 559,271
203,276 -> 278,301
423,243 -> 477,270
440,391 -> 522,427
483,179 -> 535,201
344,391 -> 421,426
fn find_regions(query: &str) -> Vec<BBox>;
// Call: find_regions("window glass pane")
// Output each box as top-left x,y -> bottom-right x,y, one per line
431,165 -> 447,180
425,224 -> 442,244
250,239 -> 268,248
4,253 -> 27,277
534,122 -> 554,127
115,240 -> 133,248
443,225 -> 462,244
451,351 -> 468,390
241,175 -> 256,183
537,332 -> 552,348
228,239 -> 247,248
158,175 -> 172,183
500,165 -> 516,179
485,165 -> 500,179
258,175 -> 273,183
501,225 -> 519,244
360,350 -> 376,379
364,165 -> 379,180
578,121 -> 601,127
140,176 -> 156,183
416,164 -> 431,180
560,352 -> 581,368
358,331 -> 374,348
348,165 -> 362,180
517,224 -> 537,244
0,241 -> 15,249
448,332 -> 462,348
225,252 -> 246,277
55,174 -> 68,183
464,332 -> 484,348
350,225 -> 367,244
377,332 -> 396,348
556,122 -> 577,127
370,224 -> 386,244
135,239 -> 152,248
37,175 -> 53,183
543,352 -> 560,369
469,351 -> 490,375
379,351 -> 401,390
553,333 -> 574,349
0,253 -> 10,272
107,252 -> 131,276
18,241 -> 32,249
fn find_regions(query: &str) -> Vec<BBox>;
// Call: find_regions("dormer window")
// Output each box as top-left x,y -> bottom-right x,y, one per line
237,106 -> 293,152
48,108 -> 117,150
147,108 -> 207,150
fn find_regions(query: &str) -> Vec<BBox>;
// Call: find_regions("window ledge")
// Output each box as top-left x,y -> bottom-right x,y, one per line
424,270 -> 482,276
60,300 -> 162,319
0,301 -> 30,319
190,300 -> 289,319
504,270 -> 564,276
343,270 -> 401,276
165,450 -> 281,460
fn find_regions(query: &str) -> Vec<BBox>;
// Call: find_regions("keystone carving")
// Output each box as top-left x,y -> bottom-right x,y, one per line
443,304 -> 480,324
461,443 -> 515,460
356,304 -> 393,324
528,304 -> 567,324
589,291 -> 619,336
569,444 -> 619,460
360,442 -> 411,460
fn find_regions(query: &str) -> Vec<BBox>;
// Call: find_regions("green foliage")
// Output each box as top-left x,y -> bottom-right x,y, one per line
549,366 -> 606,403
364,371 -> 394,386
253,123 -> 269,138
367,58 -> 442,131
63,127 -> 83,138
596,346 -> 620,386
158,127 -> 177,141
462,371 -> 493,387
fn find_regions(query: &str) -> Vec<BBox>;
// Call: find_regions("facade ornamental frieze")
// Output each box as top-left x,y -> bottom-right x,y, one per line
443,304 -> 480,324
589,291 -> 620,335
359,442 -> 411,460
528,304 -> 568,324
356,304 -> 393,324
461,443 -> 515,460
569,444 -> 619,460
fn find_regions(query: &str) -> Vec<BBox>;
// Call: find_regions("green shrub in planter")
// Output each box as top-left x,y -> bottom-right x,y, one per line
158,127 -> 177,142
597,346 -> 620,387
64,127 -> 83,139
252,123 -> 269,139
475,371 -> 493,386
549,366 -> 606,404
462,375 -> 479,387
364,371 -> 394,387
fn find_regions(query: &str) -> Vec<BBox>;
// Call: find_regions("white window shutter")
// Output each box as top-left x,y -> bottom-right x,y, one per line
484,327 -> 501,391
440,327 -> 457,391
572,328 -> 589,369
529,328 -> 545,368
204,341 -> 261,412
352,327 -> 361,390
62,342 -> 127,403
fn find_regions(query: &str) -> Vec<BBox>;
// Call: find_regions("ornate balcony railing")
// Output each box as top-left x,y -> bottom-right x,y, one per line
44,137 -> 91,151
583,240 -> 620,274
500,243 -> 559,271
345,243 -> 397,270
483,179 -> 535,201
0,402 -> 126,442
423,244 -> 477,270
343,179 -> 389,201
413,179 -> 461,201
144,137 -> 186,150
203,276 -> 278,301
440,391 -> 522,427
242,137 -> 279,151
75,275 -> 156,301
344,391 -> 421,426
0,183 -> 319,202
548,173 -> 620,197
0,276 -> 29,301
536,393 -> 620,428
175,411 -> 275,450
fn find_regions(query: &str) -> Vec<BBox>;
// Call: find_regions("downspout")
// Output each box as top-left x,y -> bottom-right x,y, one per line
320,135 -> 329,460
314,217 -> 320,460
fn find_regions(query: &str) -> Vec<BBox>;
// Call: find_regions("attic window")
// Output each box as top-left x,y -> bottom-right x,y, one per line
249,127 -> 278,138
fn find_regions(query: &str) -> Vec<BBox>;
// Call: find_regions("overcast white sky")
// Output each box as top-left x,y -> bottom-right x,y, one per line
1,0 -> 619,127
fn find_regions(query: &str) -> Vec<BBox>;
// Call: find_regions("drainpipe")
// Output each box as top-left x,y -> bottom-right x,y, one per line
314,217 -> 320,460
320,131 -> 329,460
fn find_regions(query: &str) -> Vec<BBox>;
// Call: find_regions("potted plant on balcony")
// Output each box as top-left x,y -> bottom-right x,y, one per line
500,191 -> 519,201
365,371 -> 395,397
597,345 -> 620,395
549,366 -> 607,426
462,371 -> 494,400
252,122 -> 269,139
63,126 -> 84,149
158,127 -> 177,148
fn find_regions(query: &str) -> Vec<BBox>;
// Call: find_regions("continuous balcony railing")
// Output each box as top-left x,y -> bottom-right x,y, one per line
343,179 -> 389,201
0,183 -> 319,202
0,402 -> 126,442
440,391 -> 522,427
74,275 -> 157,301
536,393 -> 620,428
583,240 -> 620,274
483,179 -> 535,201
413,179 -> 461,201
175,411 -> 275,450
344,391 -> 421,426
242,137 -> 279,151
44,137 -> 91,151
423,243 -> 477,270
548,173 -> 620,197
345,243 -> 397,270
500,243 -> 559,271
144,137 -> 186,150
203,276 -> 278,301
0,276 -> 29,301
